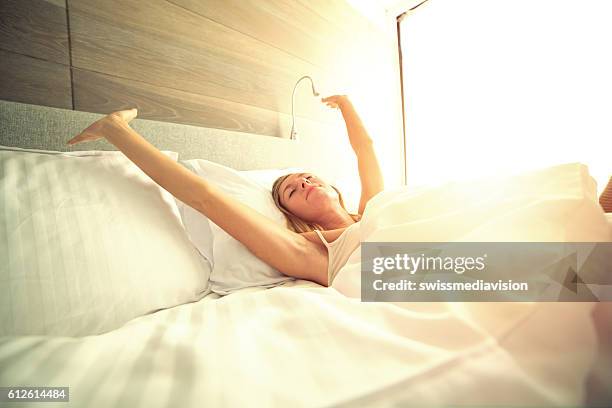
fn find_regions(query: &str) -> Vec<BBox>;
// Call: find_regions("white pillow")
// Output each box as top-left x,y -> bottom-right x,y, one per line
173,193 -> 215,267
180,160 -> 303,295
171,166 -> 304,267
0,146 -> 212,336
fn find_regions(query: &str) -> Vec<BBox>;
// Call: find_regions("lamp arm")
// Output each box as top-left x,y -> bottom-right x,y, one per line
290,82 -> 297,140
290,76 -> 319,140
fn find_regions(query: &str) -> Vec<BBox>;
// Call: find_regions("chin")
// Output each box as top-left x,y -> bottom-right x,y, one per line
309,197 -> 335,212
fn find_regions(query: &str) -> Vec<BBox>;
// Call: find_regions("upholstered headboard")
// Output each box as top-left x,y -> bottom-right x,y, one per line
0,99 -> 356,185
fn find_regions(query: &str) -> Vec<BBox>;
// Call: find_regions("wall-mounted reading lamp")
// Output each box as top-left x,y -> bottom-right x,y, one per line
290,75 -> 320,140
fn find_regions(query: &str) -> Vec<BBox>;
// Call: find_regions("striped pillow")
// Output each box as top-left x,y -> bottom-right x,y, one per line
0,147 -> 212,336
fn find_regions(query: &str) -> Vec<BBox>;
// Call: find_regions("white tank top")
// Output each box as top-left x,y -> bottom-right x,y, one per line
314,221 -> 361,285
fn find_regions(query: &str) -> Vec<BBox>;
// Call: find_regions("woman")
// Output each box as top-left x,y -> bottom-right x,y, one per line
67,95 -> 384,287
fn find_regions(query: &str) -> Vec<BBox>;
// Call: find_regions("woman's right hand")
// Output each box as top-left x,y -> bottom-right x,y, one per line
66,108 -> 138,146
321,95 -> 349,110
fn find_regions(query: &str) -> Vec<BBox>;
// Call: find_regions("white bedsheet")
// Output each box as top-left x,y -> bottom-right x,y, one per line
0,279 -> 599,407
1,162 -> 609,407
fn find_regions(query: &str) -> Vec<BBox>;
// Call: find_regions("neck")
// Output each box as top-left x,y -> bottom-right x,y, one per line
317,206 -> 355,230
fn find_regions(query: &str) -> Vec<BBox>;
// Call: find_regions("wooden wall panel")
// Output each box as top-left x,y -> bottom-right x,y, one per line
167,0 -> 390,89
0,0 -> 401,147
69,0 -> 331,127
0,0 -> 69,64
0,49 -> 71,108
73,67 -> 289,137
168,0 -> 340,68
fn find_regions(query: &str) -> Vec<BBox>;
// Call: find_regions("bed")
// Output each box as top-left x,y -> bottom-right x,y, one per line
1,99 -> 611,407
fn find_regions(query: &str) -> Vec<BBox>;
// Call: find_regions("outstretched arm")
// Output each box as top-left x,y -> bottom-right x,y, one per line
67,109 -> 329,286
322,95 -> 384,215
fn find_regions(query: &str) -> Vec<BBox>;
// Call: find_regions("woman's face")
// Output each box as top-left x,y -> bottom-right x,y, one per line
278,173 -> 339,222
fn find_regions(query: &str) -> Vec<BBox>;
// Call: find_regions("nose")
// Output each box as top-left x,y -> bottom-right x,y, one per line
301,177 -> 313,189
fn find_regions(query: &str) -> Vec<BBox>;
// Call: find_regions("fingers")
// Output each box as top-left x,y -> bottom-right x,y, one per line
66,109 -> 129,146
112,108 -> 138,123
321,94 -> 346,101
66,131 -> 96,146
66,134 -> 84,146
321,99 -> 339,109
321,95 -> 346,109
120,108 -> 138,122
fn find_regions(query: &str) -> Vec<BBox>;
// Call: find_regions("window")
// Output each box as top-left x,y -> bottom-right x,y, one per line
398,0 -> 611,194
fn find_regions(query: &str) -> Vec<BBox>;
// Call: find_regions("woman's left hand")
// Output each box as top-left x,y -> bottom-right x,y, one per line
66,108 -> 138,146
321,95 -> 349,110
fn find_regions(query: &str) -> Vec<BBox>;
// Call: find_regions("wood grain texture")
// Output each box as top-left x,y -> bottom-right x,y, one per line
168,0 -> 340,68
168,0 -> 390,87
0,0 -> 69,64
0,0 -> 399,145
42,0 -> 66,8
69,0 -> 332,125
0,49 -> 71,108
73,68 -> 294,137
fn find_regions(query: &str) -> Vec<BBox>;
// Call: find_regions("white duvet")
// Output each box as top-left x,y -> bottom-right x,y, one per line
332,162 -> 612,298
1,162 -> 610,407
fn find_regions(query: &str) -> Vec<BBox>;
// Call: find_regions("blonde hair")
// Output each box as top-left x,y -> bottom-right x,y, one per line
272,173 -> 361,233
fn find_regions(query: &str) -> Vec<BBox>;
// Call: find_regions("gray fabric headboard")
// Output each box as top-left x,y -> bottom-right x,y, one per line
0,100 -> 353,183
